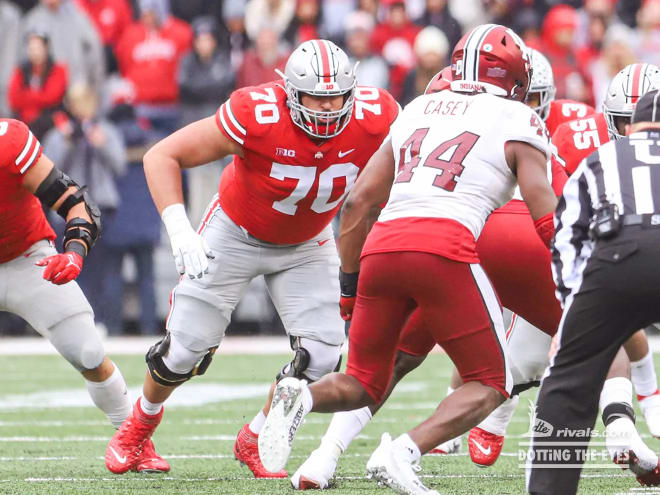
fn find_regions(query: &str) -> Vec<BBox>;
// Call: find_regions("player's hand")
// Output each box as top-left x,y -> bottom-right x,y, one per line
339,269 -> 359,321
169,229 -> 215,279
36,252 -> 83,285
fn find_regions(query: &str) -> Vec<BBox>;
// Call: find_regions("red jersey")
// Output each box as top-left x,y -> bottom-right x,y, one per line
216,81 -> 399,244
551,112 -> 610,175
0,119 -> 55,263
545,99 -> 596,136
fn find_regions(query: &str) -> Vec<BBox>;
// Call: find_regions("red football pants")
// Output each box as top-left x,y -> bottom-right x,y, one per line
397,204 -> 562,358
345,251 -> 510,403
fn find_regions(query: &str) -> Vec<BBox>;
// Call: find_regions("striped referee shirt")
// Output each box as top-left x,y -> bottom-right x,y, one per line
552,130 -> 660,305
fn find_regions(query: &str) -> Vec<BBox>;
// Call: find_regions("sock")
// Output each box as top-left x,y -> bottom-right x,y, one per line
140,395 -> 164,416
599,377 -> 633,411
301,383 -> 314,414
631,351 -> 659,398
393,433 -> 422,463
476,395 -> 520,436
85,365 -> 132,429
321,407 -> 373,453
248,410 -> 266,435
447,386 -> 455,396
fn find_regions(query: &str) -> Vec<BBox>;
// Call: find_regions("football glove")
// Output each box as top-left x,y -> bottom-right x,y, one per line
339,269 -> 358,321
162,203 -> 214,279
36,252 -> 83,285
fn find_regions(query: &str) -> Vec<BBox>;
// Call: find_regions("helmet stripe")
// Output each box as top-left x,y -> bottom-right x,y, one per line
322,39 -> 337,82
313,39 -> 332,83
464,24 -> 496,82
631,63 -> 644,103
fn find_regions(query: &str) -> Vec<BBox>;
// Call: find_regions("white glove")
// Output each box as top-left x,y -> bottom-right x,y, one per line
161,203 -> 214,279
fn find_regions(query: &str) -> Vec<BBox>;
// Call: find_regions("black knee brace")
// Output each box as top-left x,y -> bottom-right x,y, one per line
146,333 -> 217,386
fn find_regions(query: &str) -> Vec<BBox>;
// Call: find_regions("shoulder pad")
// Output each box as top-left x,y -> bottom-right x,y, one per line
351,87 -> 400,136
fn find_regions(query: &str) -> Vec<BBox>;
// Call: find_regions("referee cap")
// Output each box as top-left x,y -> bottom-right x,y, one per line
632,89 -> 660,124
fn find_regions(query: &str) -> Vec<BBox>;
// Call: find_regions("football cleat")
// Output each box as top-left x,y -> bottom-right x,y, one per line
259,377 -> 309,474
291,444 -> 341,490
105,398 -> 163,474
366,433 -> 439,495
234,424 -> 287,478
468,427 -> 504,467
428,435 -> 461,455
607,417 -> 659,479
616,450 -> 660,486
135,438 -> 170,473
639,392 -> 660,438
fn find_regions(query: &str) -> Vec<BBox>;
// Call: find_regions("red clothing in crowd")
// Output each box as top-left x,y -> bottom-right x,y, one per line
7,62 -> 68,124
76,0 -> 133,47
115,17 -> 193,104
370,21 -> 420,101
236,51 -> 288,89
369,21 -> 420,56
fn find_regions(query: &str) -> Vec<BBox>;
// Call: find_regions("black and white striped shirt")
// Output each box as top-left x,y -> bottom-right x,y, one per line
552,130 -> 660,305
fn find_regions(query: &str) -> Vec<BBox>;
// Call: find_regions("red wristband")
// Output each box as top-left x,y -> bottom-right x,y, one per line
534,212 -> 555,248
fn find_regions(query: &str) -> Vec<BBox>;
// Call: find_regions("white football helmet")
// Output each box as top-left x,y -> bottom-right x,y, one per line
604,63 -> 660,140
526,49 -> 556,121
277,39 -> 356,139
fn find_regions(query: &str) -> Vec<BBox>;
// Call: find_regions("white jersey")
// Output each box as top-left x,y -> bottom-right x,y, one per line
380,90 -> 551,239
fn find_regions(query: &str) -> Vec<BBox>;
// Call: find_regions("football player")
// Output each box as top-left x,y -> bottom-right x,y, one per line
286,58 -> 660,490
104,39 -> 399,477
0,118 -> 167,472
258,24 -> 557,495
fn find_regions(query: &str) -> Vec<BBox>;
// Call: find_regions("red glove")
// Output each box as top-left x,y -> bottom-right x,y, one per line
340,295 -> 356,321
36,252 -> 84,285
339,269 -> 359,321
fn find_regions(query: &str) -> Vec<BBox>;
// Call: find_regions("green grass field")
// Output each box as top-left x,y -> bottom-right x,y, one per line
0,351 -> 656,494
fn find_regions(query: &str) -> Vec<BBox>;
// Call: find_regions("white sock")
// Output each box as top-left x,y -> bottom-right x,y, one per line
321,407 -> 373,453
248,410 -> 266,435
476,395 -> 520,436
301,383 -> 314,414
631,351 -> 659,398
599,377 -> 633,411
393,433 -> 421,463
140,395 -> 164,416
85,365 -> 132,429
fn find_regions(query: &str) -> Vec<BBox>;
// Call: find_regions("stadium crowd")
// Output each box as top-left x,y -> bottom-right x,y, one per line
0,0 -> 656,337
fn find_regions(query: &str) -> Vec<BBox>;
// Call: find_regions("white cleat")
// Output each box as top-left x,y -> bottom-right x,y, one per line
428,435 -> 461,455
366,433 -> 440,495
291,445 -> 340,490
639,394 -> 660,438
606,417 -> 659,472
259,377 -> 308,474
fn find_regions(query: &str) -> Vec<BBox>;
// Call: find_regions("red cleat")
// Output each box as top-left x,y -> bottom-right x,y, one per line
468,427 -> 504,467
135,438 -> 170,473
233,424 -> 288,478
105,399 -> 163,474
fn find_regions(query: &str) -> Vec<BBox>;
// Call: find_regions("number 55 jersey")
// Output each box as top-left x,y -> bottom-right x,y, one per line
365,90 -> 551,261
216,80 -> 399,244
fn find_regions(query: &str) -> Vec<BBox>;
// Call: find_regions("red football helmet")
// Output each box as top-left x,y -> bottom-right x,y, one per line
424,66 -> 453,94
450,24 -> 531,102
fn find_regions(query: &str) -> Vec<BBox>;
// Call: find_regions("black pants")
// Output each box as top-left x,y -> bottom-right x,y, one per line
528,226 -> 660,495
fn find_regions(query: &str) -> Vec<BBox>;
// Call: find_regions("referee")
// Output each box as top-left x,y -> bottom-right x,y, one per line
527,90 -> 660,494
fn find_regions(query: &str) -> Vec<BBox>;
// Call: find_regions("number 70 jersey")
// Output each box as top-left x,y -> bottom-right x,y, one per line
216,80 -> 399,244
380,90 -> 551,240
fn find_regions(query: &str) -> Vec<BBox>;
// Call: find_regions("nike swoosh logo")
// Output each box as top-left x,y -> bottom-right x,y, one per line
338,148 -> 355,158
318,239 -> 331,246
109,446 -> 127,464
471,438 -> 491,456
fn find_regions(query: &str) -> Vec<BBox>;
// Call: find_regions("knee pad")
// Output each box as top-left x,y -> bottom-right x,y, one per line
146,332 -> 217,386
49,312 -> 105,372
277,336 -> 342,383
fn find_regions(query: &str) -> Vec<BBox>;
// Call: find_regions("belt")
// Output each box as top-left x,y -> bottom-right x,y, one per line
622,213 -> 660,227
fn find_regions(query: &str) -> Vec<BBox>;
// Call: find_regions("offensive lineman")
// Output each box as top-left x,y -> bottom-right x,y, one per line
258,25 -> 558,495
0,118 -> 167,471
104,39 -> 399,476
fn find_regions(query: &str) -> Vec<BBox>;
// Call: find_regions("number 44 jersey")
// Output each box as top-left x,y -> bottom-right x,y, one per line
370,90 -> 551,261
215,80 -> 399,244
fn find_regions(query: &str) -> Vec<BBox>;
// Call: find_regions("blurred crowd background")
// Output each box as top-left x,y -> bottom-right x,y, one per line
0,0 -> 655,337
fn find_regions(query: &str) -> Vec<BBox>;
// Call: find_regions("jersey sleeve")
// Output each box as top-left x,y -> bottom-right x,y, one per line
215,88 -> 249,146
0,119 -> 42,176
503,104 -> 551,160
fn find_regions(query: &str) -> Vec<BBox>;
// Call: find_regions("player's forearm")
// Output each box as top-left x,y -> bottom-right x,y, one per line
143,148 -> 185,214
337,199 -> 377,273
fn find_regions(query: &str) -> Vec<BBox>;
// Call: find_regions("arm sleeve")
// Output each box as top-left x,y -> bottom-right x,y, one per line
551,161 -> 594,307
1,119 -> 43,176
